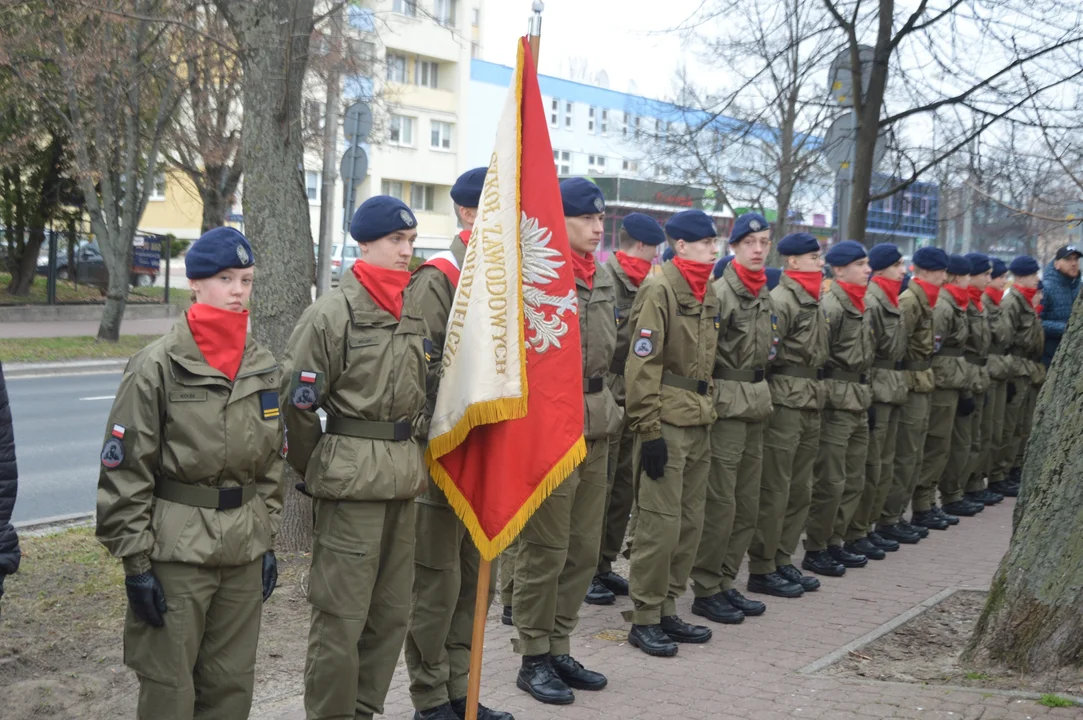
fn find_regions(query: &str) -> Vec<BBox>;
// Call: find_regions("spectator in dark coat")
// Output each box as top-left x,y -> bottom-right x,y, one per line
0,361 -> 21,615
1040,245 -> 1081,367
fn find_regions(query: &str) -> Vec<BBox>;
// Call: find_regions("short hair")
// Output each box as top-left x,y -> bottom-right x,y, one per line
618,228 -> 640,250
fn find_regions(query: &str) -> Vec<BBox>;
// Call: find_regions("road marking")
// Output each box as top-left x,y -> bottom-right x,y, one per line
80,395 -> 116,401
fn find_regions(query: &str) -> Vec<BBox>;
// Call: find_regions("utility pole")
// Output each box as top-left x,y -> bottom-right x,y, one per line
316,3 -> 344,298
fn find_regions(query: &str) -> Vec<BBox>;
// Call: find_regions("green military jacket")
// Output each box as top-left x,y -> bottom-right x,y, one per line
866,281 -> 908,406
625,261 -> 721,440
1002,287 -> 1045,385
931,287 -> 971,393
605,253 -> 641,407
985,292 -> 1014,382
712,263 -> 774,422
965,295 -> 991,395
281,268 -> 427,502
821,281 -> 874,411
580,260 -> 622,441
767,273 -> 828,411
96,316 -> 285,573
899,282 -> 936,394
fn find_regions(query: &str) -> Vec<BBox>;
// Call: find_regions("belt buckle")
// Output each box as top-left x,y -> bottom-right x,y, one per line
697,380 -> 709,395
393,423 -> 412,442
860,373 -> 868,384
816,368 -> 825,380
895,361 -> 904,371
753,368 -> 765,383
217,486 -> 243,511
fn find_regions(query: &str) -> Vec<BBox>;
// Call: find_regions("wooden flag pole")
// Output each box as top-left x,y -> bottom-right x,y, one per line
464,558 -> 492,720
528,1 -> 544,63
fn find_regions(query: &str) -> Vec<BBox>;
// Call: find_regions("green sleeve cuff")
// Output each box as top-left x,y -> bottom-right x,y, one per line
122,553 -> 152,576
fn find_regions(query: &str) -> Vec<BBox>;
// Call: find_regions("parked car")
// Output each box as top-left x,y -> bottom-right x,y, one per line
36,235 -> 160,288
330,242 -> 360,285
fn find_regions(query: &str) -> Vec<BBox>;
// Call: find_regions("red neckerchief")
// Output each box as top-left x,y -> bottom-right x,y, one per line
785,270 -> 822,300
871,276 -> 901,307
732,260 -> 766,296
186,303 -> 248,381
352,260 -> 411,319
1015,284 -> 1040,312
615,251 -> 652,288
571,252 -> 596,289
984,287 -> 1004,306
836,280 -> 868,313
943,282 -> 970,309
912,277 -> 940,308
1036,304 -> 1044,314
672,257 -> 713,303
458,228 -> 472,245
968,286 -> 984,312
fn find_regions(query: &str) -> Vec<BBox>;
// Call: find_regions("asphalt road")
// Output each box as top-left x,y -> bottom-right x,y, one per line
7,371 -> 122,524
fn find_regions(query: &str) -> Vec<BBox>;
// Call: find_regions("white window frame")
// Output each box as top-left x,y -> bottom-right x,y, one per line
430,120 -> 454,151
588,155 -> 606,174
305,171 -> 321,203
549,98 -> 559,128
622,159 -> 639,174
382,180 -> 405,200
588,107 -> 596,133
600,109 -> 608,135
388,114 -> 415,146
472,7 -> 480,26
553,149 -> 571,175
148,171 -> 166,201
411,183 -> 436,211
434,0 -> 456,26
387,53 -> 407,83
392,0 -> 417,16
564,101 -> 573,129
416,59 -> 439,89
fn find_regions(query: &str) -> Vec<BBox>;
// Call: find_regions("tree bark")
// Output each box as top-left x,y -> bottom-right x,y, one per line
963,292 -> 1083,672
198,164 -> 237,232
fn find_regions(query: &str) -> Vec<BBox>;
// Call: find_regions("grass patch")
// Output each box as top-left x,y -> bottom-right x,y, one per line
965,671 -> 992,681
0,272 -> 188,307
1038,694 -> 1078,708
0,335 -> 159,363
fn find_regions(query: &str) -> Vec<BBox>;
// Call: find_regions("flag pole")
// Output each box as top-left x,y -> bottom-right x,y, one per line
528,1 -> 544,64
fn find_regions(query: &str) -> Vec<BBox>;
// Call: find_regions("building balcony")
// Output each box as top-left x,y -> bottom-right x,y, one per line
383,16 -> 464,63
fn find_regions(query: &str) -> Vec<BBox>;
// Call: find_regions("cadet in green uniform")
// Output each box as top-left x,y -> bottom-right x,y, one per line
623,209 -> 720,657
283,196 -> 428,720
690,212 -> 774,620
1015,280 -> 1046,481
96,228 -> 284,720
876,247 -> 949,544
746,233 -> 828,596
982,259 -> 1016,497
513,179 -> 619,705
910,254 -> 972,531
802,241 -> 874,576
403,170 -> 513,720
586,213 -> 666,606
844,243 -> 908,559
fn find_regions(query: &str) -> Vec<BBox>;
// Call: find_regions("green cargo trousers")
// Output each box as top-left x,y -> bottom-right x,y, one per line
405,485 -> 495,712
971,381 -> 1005,491
625,422 -> 709,625
938,392 -> 975,505
125,559 -> 262,720
881,392 -> 932,525
804,408 -> 867,551
993,377 -> 1027,481
304,498 -> 415,720
1013,384 -> 1039,468
600,420 -> 636,575
912,389 -> 959,513
847,402 -> 900,541
499,539 -> 518,607
691,419 -> 764,596
512,438 -> 608,656
749,406 -> 821,574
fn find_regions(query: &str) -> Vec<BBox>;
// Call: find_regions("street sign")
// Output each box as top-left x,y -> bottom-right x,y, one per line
340,144 -> 369,183
343,102 -> 373,141
828,45 -> 875,107
822,112 -> 887,171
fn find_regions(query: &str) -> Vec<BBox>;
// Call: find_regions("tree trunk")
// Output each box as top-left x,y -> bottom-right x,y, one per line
963,292 -> 1083,672
219,0 -> 316,552
5,226 -> 44,296
199,167 -> 231,232
96,221 -> 133,342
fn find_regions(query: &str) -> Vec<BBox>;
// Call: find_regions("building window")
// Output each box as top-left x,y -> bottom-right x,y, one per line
351,40 -> 376,66
431,120 -> 453,150
623,113 -> 633,137
344,74 -> 374,101
622,159 -> 639,173
550,98 -> 559,128
411,183 -> 436,211
588,107 -> 596,133
416,60 -> 439,88
471,41 -> 480,58
588,155 -> 606,174
656,119 -> 669,137
387,53 -> 407,83
392,0 -> 417,16
306,171 -> 321,202
434,0 -> 456,26
382,180 -> 405,200
149,172 -> 166,201
564,101 -> 573,129
472,7 -> 480,26
347,5 -> 375,31
600,109 -> 608,135
389,114 -> 414,146
305,100 -> 324,133
553,150 -> 571,175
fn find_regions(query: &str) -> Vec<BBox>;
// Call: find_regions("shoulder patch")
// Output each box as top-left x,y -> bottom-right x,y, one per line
101,426 -> 125,469
260,391 -> 280,420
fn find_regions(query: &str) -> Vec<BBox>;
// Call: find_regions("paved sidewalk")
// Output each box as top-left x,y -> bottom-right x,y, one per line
256,499 -> 1071,720
0,317 -> 177,338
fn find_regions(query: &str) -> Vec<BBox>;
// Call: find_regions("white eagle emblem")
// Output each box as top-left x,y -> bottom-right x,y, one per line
520,212 -> 578,353
236,244 -> 250,264
749,219 -> 762,231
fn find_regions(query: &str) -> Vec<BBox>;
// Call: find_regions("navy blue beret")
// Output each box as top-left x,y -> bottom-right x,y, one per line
913,246 -> 949,271
766,267 -> 782,290
729,212 -> 769,244
450,167 -> 487,207
665,210 -> 718,242
186,227 -> 254,279
1010,255 -> 1039,277
662,247 -> 675,263
946,254 -> 971,276
622,213 -> 665,246
964,252 -> 990,275
350,195 -> 417,243
560,178 -> 605,216
713,254 -> 733,279
824,240 -> 867,267
777,232 -> 820,257
868,243 -> 902,271
991,257 -> 1008,279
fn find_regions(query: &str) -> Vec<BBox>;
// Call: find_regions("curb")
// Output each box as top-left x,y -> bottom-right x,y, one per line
3,359 -> 128,379
14,511 -> 95,536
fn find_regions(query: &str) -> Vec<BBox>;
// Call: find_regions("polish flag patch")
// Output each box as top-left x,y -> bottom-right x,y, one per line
300,371 -> 317,384
640,329 -> 653,338
111,425 -> 126,439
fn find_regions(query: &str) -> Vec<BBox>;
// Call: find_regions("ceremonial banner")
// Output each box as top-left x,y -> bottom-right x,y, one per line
427,37 -> 585,561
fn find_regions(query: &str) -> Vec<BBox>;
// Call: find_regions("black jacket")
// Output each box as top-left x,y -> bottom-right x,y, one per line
0,361 -> 21,581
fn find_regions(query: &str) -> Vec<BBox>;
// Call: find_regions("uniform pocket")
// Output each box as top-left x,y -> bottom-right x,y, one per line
123,593 -> 190,686
307,500 -> 380,618
150,500 -> 197,561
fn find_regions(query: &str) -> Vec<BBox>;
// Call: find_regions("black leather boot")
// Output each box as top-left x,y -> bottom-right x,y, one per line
867,532 -> 899,552
551,654 -> 607,691
596,571 -> 629,596
747,572 -> 804,598
584,577 -> 615,605
802,550 -> 846,577
845,537 -> 885,561
516,654 -> 573,705
690,592 -> 745,624
501,605 -> 513,626
449,697 -> 515,720
660,615 -> 712,643
628,624 -> 679,657
776,563 -> 821,591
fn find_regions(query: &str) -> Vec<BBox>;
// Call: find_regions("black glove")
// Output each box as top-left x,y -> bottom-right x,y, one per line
262,550 -> 278,602
125,571 -> 167,628
294,481 -> 312,497
867,407 -> 876,431
640,438 -> 668,480
957,395 -> 976,417
1006,381 -> 1017,404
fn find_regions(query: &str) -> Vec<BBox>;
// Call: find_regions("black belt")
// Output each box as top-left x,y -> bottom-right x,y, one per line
823,369 -> 868,384
872,359 -> 905,371
935,347 -> 965,357
326,416 -> 413,441
713,367 -> 765,383
662,372 -> 710,396
965,354 -> 988,367
154,477 -> 257,511
902,359 -> 931,371
583,376 -> 605,393
772,366 -> 824,380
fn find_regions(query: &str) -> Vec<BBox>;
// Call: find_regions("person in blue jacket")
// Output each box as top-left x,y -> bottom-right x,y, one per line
1040,244 -> 1081,367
